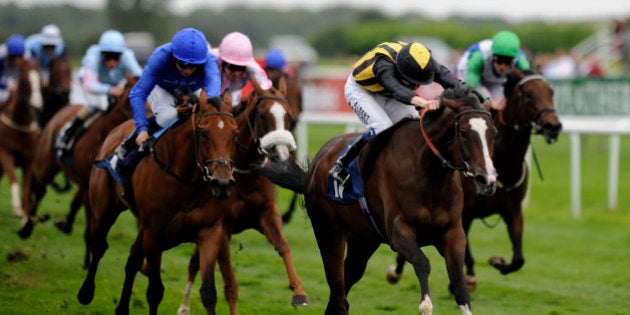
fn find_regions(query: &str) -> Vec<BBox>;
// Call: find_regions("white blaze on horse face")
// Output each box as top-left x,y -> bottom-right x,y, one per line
217,120 -> 224,129
269,101 -> 287,131
469,117 -> 497,181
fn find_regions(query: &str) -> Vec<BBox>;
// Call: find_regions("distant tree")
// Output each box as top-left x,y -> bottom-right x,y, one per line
106,0 -> 173,42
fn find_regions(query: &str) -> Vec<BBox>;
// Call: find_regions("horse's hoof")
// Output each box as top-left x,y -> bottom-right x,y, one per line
465,275 -> 477,292
54,220 -> 73,234
386,265 -> 401,284
77,282 -> 95,305
489,256 -> 507,267
18,220 -> 34,239
292,295 -> 310,307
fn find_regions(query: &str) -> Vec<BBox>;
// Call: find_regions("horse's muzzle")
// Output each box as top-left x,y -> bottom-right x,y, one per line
210,178 -> 236,199
474,174 -> 497,196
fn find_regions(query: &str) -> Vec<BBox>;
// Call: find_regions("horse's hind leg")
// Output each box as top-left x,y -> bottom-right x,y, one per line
259,204 -> 309,306
0,153 -> 23,217
281,192 -> 299,223
344,236 -> 379,293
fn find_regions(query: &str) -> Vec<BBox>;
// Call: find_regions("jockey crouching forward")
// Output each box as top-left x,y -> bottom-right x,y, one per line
109,27 -> 222,173
329,41 -> 464,187
57,29 -> 143,154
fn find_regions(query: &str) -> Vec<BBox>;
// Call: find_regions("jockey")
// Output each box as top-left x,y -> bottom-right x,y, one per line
213,31 -> 272,105
25,24 -> 68,87
110,27 -> 221,170
455,30 -> 530,110
329,41 -> 464,186
0,34 -> 28,104
57,29 -> 143,152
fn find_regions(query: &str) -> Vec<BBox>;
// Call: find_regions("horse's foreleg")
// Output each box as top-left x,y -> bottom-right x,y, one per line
55,188 -> 83,234
0,152 -> 23,217
386,253 -> 407,284
115,230 -> 145,315
142,233 -> 165,315
259,205 -> 309,306
441,227 -> 473,315
490,209 -> 525,275
390,231 -> 432,315
217,234 -> 238,315
462,219 -> 477,291
197,225 -> 227,315
177,248 -> 200,315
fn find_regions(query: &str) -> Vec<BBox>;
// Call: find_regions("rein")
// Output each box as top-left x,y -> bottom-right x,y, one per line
418,106 -> 490,177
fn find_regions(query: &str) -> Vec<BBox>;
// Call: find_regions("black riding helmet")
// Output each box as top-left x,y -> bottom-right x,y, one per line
395,42 -> 436,86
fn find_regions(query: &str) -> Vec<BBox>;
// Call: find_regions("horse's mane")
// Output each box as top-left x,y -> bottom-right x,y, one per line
503,69 -> 538,98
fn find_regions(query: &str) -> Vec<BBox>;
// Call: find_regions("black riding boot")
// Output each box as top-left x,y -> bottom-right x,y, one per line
59,116 -> 84,150
329,130 -> 373,185
113,131 -> 138,165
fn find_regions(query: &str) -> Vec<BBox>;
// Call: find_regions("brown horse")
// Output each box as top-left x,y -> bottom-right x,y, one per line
0,58 -> 39,219
18,75 -> 139,268
386,69 -> 563,290
38,57 -> 72,129
177,76 -> 309,314
77,90 -> 238,315
303,85 -> 496,315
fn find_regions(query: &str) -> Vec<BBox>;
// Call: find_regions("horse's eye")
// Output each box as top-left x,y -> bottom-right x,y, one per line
198,129 -> 209,140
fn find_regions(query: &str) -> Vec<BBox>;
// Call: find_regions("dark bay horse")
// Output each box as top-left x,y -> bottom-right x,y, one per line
177,76 -> 309,314
38,57 -> 72,129
0,59 -> 39,219
77,91 -> 239,315
18,75 -> 139,267
304,85 -> 497,315
386,69 -> 562,291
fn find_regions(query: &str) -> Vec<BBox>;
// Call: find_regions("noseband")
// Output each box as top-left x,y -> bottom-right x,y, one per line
419,107 -> 491,177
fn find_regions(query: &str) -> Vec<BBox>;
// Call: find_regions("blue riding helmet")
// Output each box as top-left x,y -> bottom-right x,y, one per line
171,28 -> 208,65
265,49 -> 286,70
6,34 -> 26,56
98,30 -> 126,53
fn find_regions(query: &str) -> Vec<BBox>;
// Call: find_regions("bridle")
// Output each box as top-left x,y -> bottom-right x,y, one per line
419,106 -> 491,177
150,104 -> 234,185
497,74 -> 555,132
238,93 -> 292,157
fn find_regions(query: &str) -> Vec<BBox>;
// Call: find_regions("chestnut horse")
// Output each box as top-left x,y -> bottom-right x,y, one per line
18,75 -> 139,268
0,59 -> 39,219
304,85 -> 497,315
38,57 -> 72,129
177,76 -> 309,315
386,69 -> 563,291
77,91 -> 239,315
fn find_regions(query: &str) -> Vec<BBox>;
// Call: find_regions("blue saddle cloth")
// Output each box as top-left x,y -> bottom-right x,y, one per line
327,147 -> 365,204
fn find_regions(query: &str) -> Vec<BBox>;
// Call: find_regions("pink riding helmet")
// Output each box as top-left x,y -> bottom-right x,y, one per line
218,32 -> 255,66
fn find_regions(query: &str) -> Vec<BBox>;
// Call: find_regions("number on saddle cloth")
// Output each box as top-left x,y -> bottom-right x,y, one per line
327,134 -> 371,204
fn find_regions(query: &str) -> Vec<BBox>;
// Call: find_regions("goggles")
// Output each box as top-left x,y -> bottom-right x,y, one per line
224,62 -> 246,72
102,52 -> 122,61
493,54 -> 514,66
175,59 -> 202,70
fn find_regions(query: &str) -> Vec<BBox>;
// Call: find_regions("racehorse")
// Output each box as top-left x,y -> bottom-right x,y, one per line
18,75 -> 139,269
38,57 -> 72,129
176,75 -> 309,315
0,58 -> 39,219
303,85 -> 497,315
77,90 -> 239,315
386,69 -> 562,291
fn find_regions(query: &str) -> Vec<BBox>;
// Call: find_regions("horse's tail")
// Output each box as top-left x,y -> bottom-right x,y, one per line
251,158 -> 305,193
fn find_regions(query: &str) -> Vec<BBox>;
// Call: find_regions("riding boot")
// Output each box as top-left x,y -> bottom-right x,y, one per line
329,130 -> 374,185
113,131 -> 138,168
59,116 -> 84,151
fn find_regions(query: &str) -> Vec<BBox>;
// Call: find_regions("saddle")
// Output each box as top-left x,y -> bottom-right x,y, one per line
55,111 -> 102,166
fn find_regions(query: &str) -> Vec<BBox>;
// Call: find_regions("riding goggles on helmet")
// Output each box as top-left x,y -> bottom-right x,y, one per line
492,54 -> 514,66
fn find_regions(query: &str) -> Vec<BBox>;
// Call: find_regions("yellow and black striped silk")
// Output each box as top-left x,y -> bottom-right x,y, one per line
351,41 -> 407,93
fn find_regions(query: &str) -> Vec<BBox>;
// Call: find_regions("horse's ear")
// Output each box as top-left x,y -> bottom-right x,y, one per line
277,75 -> 287,97
223,91 -> 232,106
250,72 -> 263,93
200,89 -> 207,103
125,71 -> 133,83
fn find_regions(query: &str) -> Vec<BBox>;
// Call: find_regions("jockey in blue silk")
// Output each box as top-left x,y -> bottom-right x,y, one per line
57,29 -> 143,152
455,30 -> 530,110
25,24 -> 68,87
329,41 -> 465,186
0,34 -> 42,109
213,31 -> 272,105
109,28 -> 221,170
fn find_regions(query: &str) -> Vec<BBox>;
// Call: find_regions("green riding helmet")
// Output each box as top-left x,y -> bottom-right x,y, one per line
491,31 -> 521,58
